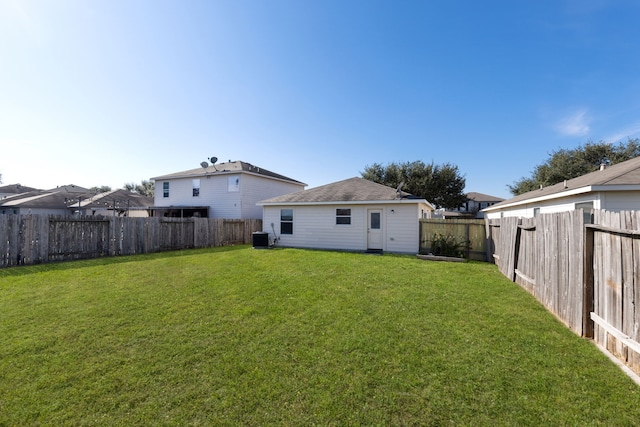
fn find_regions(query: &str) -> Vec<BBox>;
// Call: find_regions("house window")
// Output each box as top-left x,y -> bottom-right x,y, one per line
575,202 -> 594,211
228,176 -> 240,192
281,209 -> 293,235
533,207 -> 540,217
336,208 -> 351,225
163,182 -> 169,198
192,179 -> 200,197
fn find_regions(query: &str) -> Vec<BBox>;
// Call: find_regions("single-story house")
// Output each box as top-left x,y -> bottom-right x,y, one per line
69,189 -> 154,217
0,185 -> 153,216
258,177 -> 435,254
0,184 -> 39,200
0,185 -> 91,215
151,160 -> 306,219
484,156 -> 640,219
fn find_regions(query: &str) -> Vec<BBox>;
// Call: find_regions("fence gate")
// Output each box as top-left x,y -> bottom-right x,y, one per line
48,217 -> 110,261
585,210 -> 640,375
419,219 -> 487,261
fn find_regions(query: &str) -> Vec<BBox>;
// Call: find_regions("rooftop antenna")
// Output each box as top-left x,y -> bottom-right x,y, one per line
395,181 -> 404,199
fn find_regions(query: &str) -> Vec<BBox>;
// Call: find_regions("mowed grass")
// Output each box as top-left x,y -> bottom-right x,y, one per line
1,247 -> 639,426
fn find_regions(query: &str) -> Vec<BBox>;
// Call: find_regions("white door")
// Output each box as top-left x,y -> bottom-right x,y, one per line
367,209 -> 383,250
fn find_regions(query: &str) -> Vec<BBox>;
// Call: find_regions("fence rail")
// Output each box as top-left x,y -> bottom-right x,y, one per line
0,215 -> 262,268
487,209 -> 640,377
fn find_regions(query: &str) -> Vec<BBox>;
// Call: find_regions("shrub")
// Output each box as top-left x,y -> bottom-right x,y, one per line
428,233 -> 467,258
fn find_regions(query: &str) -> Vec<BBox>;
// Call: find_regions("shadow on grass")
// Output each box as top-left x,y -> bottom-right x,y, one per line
0,244 -> 250,277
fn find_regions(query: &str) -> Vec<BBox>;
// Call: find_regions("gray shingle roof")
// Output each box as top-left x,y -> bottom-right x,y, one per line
0,184 -> 40,195
466,192 -> 504,202
259,177 -> 427,204
486,155 -> 640,211
0,185 -> 152,209
151,160 -> 306,185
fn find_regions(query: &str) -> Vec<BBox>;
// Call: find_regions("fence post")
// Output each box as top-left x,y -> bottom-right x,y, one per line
583,222 -> 595,338
511,219 -> 523,283
484,218 -> 493,263
465,223 -> 470,260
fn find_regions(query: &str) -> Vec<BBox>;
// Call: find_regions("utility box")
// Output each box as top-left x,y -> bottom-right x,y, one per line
252,231 -> 269,249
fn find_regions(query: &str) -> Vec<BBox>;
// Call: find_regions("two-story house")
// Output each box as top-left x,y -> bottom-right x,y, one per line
150,160 -> 306,219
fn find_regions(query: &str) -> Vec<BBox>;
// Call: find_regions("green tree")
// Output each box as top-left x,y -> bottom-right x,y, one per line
361,160 -> 466,209
508,139 -> 640,195
90,185 -> 112,193
124,180 -> 155,197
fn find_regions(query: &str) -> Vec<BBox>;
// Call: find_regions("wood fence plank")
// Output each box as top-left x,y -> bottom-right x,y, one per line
622,211 -> 635,349
607,211 -> 624,358
631,211 -> 640,373
0,215 -> 261,268
568,209 -> 584,334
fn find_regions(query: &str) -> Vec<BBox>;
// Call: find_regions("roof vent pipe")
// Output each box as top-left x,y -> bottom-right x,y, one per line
600,162 -> 607,171
564,180 -> 568,189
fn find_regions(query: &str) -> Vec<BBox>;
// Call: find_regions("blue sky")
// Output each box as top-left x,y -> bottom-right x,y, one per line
2,0 -> 640,199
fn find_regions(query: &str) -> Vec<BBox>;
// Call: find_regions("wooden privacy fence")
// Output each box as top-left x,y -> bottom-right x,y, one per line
419,219 -> 487,261
0,215 -> 262,268
487,209 -> 640,376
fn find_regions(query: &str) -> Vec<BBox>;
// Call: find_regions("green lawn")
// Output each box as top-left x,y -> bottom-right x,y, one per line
1,246 -> 639,426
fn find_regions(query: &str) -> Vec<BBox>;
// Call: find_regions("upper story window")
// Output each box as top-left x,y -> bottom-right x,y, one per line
192,179 -> 200,197
163,182 -> 169,198
281,209 -> 293,234
336,208 -> 351,225
228,176 -> 240,192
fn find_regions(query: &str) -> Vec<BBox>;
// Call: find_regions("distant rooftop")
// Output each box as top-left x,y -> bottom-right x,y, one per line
0,184 -> 40,196
259,177 -> 430,205
466,192 -> 504,202
151,160 -> 306,185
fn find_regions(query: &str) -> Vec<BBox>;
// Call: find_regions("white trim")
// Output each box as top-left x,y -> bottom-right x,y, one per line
483,186 -> 593,211
484,184 -> 640,212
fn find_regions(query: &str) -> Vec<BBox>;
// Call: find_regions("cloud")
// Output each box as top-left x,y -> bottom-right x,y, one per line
604,122 -> 640,143
555,109 -> 590,137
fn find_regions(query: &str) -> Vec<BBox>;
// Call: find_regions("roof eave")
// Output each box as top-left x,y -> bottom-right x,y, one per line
483,186 -> 593,212
151,169 -> 306,186
258,199 -> 431,207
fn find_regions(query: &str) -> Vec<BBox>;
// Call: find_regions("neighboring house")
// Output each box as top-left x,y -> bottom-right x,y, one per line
484,156 -> 640,219
0,185 -> 153,216
451,192 -> 504,218
70,189 -> 154,217
258,177 -> 435,254
0,185 -> 90,215
0,184 -> 39,200
150,160 -> 306,219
